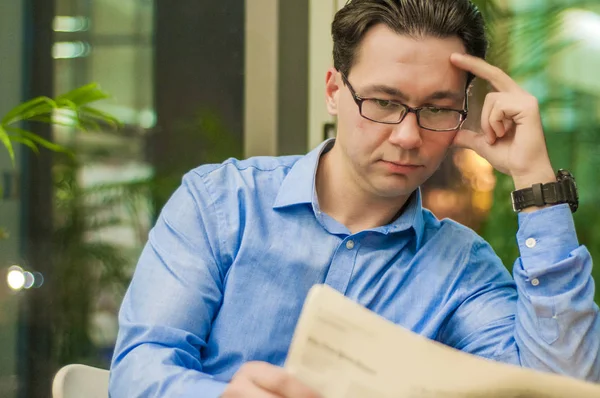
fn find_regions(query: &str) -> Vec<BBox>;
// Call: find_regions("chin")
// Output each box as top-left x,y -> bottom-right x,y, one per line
372,181 -> 418,199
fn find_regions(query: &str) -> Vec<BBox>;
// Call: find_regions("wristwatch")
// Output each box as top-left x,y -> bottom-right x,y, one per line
510,169 -> 579,213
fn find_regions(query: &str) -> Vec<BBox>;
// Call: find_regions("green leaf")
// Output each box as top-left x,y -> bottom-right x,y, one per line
26,115 -> 79,127
5,126 -> 72,155
7,134 -> 40,154
0,125 -> 15,166
78,117 -> 100,132
56,83 -> 111,106
1,96 -> 57,126
79,106 -> 122,128
55,98 -> 79,111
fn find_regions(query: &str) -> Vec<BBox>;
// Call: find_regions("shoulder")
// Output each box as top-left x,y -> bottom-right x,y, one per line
420,210 -> 513,291
178,155 -> 302,204
422,209 -> 484,247
188,155 -> 300,181
420,209 -> 500,266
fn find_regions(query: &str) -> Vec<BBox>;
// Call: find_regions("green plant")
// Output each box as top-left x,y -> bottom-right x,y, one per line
50,106 -> 242,366
0,83 -> 120,240
0,83 -> 120,165
52,153 -> 151,366
0,83 -> 141,368
473,1 -> 600,302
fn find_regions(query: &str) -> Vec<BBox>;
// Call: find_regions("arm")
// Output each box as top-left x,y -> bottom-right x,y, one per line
513,204 -> 599,379
440,205 -> 600,381
109,171 -> 228,398
445,53 -> 600,381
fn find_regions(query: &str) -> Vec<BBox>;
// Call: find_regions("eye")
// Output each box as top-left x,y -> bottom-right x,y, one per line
427,107 -> 444,114
374,99 -> 397,109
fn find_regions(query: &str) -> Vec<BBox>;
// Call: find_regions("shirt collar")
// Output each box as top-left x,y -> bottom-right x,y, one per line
386,188 -> 425,248
273,139 -> 334,209
273,138 -> 425,246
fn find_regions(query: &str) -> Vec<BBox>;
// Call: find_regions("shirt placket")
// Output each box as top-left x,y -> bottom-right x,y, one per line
323,236 -> 360,294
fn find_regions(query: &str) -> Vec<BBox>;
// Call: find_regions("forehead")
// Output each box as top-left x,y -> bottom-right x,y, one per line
350,24 -> 468,96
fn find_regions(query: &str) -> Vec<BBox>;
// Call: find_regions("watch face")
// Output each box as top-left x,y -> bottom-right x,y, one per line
557,169 -> 578,212
557,169 -> 574,181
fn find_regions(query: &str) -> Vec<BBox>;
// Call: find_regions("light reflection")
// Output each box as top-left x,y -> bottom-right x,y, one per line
7,266 -> 25,291
52,41 -> 92,59
53,16 -> 89,32
453,149 -> 496,213
5,265 -> 43,291
563,9 -> 600,46
33,272 -> 45,288
23,272 -> 35,289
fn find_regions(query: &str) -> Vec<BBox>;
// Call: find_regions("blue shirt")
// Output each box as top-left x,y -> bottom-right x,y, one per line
109,140 -> 600,398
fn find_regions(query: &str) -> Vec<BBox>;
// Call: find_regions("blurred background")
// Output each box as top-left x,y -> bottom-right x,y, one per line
0,0 -> 599,396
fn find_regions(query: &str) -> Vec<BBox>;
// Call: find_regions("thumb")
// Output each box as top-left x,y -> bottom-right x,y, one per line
452,128 -> 486,153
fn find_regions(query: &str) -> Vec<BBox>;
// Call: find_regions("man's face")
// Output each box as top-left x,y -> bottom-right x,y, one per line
326,24 -> 468,200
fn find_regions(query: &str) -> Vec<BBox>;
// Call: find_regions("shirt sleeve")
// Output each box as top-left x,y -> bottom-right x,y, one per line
440,203 -> 600,382
109,171 -> 229,398
512,203 -> 600,380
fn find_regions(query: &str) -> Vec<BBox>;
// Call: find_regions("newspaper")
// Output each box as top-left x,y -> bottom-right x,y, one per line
284,284 -> 600,398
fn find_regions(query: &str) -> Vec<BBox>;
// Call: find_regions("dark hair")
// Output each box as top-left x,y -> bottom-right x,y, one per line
332,0 -> 487,83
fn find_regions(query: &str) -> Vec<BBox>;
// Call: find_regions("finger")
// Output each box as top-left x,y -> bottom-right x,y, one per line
243,362 -> 321,398
450,53 -> 520,93
489,102 -> 507,139
451,128 -> 488,155
503,119 -> 514,134
480,93 -> 497,145
223,377 -> 281,398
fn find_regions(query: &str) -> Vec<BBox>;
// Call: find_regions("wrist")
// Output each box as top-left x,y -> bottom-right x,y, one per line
512,170 -> 556,213
512,167 -> 555,191
510,168 -> 579,214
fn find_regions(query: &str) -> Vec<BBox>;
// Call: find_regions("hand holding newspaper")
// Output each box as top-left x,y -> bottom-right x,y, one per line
284,284 -> 600,398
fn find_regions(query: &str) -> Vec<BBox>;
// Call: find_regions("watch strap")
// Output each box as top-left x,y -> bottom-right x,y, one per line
511,175 -> 577,212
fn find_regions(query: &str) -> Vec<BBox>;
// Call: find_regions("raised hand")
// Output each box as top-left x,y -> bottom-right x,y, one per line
450,53 -> 556,191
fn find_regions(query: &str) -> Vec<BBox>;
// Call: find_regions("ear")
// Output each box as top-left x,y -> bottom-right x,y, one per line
325,67 -> 341,116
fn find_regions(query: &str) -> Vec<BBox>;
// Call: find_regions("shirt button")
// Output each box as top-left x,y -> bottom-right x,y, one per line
531,278 -> 540,286
525,238 -> 537,248
346,240 -> 355,250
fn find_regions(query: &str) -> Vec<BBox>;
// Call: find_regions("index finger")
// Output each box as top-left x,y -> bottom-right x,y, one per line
450,53 -> 520,93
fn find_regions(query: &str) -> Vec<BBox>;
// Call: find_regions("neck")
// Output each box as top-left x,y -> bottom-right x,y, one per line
315,148 -> 412,234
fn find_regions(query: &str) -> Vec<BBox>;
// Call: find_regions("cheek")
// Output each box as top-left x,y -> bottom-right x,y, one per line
340,115 -> 388,155
421,132 -> 455,165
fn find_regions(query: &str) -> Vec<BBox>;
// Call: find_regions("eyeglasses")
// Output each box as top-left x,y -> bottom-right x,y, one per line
340,73 -> 468,132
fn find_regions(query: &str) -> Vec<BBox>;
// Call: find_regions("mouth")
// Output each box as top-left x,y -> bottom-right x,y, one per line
379,160 -> 424,174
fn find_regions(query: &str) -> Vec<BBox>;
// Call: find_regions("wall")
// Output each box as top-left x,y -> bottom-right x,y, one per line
0,1 -> 24,396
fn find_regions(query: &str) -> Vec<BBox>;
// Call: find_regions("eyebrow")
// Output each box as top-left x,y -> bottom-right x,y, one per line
362,84 -> 464,104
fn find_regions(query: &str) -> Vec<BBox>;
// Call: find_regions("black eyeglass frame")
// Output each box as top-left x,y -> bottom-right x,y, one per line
340,73 -> 469,132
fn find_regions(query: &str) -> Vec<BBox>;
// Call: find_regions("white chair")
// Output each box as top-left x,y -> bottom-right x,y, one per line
52,364 -> 110,398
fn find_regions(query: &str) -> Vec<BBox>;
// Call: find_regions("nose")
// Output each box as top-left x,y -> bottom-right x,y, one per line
388,112 -> 423,149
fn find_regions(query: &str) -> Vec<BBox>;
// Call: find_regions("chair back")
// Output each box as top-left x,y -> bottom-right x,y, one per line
52,364 -> 109,398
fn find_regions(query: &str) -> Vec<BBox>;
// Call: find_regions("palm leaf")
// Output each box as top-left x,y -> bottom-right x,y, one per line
55,98 -> 79,111
56,83 -> 111,107
6,134 -> 40,155
5,126 -> 72,155
79,106 -> 122,129
0,125 -> 15,165
1,96 -> 57,126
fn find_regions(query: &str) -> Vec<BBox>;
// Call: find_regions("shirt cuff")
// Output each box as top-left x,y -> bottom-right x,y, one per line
516,203 -> 579,276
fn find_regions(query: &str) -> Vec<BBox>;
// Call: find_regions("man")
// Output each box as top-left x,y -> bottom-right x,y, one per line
109,0 -> 600,397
